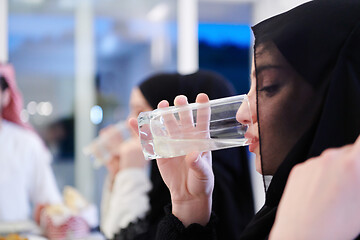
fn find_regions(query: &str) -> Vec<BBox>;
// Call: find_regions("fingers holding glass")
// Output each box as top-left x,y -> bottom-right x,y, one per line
174,95 -> 195,131
194,93 -> 211,138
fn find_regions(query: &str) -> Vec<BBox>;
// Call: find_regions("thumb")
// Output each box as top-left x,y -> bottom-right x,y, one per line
186,152 -> 210,180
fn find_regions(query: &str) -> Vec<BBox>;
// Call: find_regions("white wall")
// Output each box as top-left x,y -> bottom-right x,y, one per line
252,0 -> 311,24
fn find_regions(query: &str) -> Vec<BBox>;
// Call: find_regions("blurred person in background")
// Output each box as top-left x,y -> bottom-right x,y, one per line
0,64 -> 61,222
100,70 -> 254,240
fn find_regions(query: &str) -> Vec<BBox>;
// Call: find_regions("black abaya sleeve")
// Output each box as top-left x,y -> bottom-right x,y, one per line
156,205 -> 217,240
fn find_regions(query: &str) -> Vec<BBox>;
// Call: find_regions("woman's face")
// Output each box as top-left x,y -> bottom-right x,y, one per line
128,87 -> 153,120
238,42 -> 319,175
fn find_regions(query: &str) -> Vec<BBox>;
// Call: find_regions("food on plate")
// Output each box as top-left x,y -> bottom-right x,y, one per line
0,234 -> 28,240
40,186 -> 97,240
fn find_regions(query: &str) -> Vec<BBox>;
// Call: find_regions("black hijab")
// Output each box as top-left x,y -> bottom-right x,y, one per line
240,1 -> 360,239
138,70 -> 254,240
139,71 -> 237,109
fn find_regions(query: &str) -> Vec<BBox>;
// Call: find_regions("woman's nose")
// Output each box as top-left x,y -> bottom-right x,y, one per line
236,95 -> 256,125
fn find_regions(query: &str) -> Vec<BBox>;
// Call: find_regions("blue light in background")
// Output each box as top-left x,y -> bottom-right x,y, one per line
198,24 -> 251,47
90,105 -> 103,125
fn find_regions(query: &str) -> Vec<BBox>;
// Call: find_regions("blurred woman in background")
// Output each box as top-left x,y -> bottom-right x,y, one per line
101,70 -> 255,240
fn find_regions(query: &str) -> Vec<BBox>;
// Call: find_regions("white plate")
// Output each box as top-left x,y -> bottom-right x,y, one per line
27,236 -> 48,240
0,221 -> 39,234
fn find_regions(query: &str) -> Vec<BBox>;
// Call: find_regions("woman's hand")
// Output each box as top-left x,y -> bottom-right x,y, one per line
105,155 -> 120,186
118,137 -> 148,171
270,135 -> 360,240
129,93 -> 214,227
101,125 -> 148,188
98,125 -> 122,184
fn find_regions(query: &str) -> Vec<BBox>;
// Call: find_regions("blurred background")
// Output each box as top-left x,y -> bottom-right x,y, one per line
3,0 -> 309,213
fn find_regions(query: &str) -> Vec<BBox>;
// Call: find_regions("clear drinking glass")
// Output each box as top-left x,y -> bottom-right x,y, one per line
83,121 -> 131,167
138,94 -> 252,160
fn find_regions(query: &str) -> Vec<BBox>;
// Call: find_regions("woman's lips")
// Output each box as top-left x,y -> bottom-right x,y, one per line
249,141 -> 259,153
245,133 -> 259,153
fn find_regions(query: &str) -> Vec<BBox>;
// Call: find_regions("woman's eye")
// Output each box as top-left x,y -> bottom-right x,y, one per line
259,84 -> 280,97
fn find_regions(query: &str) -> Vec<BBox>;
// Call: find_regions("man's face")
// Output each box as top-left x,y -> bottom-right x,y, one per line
0,88 -> 10,117
0,89 -> 3,115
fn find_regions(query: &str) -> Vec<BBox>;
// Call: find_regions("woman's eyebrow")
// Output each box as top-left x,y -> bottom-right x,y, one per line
256,65 -> 283,75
